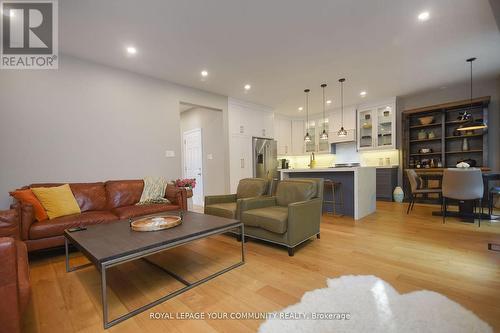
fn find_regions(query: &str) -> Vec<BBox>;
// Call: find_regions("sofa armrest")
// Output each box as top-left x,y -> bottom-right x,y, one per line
0,209 -> 20,240
287,198 -> 322,246
205,194 -> 237,206
165,185 -> 188,211
239,196 -> 277,213
0,237 -> 22,333
10,204 -> 34,241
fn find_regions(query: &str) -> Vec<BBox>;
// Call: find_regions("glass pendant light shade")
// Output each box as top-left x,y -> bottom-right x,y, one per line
320,83 -> 328,140
337,78 -> 347,137
304,89 -> 311,143
457,57 -> 487,132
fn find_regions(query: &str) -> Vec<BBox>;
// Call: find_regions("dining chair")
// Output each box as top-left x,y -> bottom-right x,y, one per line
405,169 -> 442,214
442,168 -> 484,226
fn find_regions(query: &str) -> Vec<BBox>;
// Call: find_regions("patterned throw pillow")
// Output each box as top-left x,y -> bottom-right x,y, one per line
137,177 -> 170,205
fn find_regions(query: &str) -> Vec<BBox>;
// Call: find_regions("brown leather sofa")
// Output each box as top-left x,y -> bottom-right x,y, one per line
11,180 -> 187,252
0,209 -> 30,333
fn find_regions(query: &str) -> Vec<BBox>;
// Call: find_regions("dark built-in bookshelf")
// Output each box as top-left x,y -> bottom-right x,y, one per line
402,96 -> 489,171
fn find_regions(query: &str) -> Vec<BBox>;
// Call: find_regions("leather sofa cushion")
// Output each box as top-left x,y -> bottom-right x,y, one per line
112,204 -> 180,220
15,240 -> 30,313
242,206 -> 288,234
205,202 -> 237,219
70,183 -> 107,212
276,180 -> 317,207
236,178 -> 268,199
29,211 -> 118,240
105,180 -> 144,209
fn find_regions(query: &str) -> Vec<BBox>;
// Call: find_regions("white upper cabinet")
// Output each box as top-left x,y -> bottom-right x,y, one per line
357,97 -> 396,151
274,115 -> 292,155
328,106 -> 356,143
228,98 -> 274,138
291,119 -> 305,155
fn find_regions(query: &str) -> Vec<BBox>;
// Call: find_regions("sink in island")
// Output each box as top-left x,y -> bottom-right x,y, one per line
280,167 -> 376,220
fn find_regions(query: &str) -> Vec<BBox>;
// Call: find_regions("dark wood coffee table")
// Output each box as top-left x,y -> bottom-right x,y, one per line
64,211 -> 244,329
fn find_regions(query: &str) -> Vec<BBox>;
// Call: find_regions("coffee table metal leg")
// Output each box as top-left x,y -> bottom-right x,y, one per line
241,224 -> 245,262
64,237 -> 93,272
101,263 -> 109,329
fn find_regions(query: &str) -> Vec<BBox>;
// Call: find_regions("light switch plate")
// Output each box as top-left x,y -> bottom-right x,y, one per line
207,154 -> 213,160
165,150 -> 175,158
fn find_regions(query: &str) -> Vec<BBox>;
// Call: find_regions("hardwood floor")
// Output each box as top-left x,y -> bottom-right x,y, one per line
23,202 -> 500,333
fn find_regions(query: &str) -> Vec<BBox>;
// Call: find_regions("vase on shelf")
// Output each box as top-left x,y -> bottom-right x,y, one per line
462,138 -> 469,151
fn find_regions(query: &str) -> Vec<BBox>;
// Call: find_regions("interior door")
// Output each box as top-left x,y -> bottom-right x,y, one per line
183,129 -> 204,206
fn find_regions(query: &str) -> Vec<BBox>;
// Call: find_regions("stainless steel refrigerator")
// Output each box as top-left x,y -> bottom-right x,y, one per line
252,137 -> 278,183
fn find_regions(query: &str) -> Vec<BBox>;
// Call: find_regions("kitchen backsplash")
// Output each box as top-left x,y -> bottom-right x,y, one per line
278,142 -> 399,169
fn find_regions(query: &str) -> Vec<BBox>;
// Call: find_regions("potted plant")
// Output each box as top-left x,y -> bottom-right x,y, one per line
174,179 -> 196,210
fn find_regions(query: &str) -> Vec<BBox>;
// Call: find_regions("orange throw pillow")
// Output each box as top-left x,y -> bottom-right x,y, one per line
10,189 -> 49,221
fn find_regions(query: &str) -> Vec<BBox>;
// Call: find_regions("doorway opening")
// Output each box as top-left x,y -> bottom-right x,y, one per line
180,102 -> 225,210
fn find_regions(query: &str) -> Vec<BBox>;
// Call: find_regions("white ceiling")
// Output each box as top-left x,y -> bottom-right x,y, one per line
60,0 -> 500,115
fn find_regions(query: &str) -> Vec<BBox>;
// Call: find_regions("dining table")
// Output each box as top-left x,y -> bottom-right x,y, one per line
421,170 -> 500,223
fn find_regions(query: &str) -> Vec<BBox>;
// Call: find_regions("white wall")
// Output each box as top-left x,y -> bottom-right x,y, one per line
180,107 -> 226,196
0,55 -> 229,209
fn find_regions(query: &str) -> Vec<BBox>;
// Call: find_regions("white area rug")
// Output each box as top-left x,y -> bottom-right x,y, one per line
259,275 -> 492,333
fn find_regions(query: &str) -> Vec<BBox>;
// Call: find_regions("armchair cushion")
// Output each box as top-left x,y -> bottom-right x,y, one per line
242,206 -> 288,234
236,178 -> 268,199
204,202 -> 237,219
276,180 -> 317,207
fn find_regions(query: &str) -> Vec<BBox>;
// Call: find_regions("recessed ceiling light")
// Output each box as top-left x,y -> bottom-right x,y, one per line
360,91 -> 367,97
126,46 -> 137,55
201,70 -> 208,77
326,100 -> 332,104
244,84 -> 251,91
418,11 -> 430,21
298,107 -> 303,111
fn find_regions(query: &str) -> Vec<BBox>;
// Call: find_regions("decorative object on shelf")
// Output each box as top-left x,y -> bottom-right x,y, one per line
437,159 -> 443,168
304,89 -> 312,143
385,157 -> 391,166
457,57 -> 487,132
418,148 -> 433,154
456,161 -> 471,168
458,158 -> 477,167
417,130 -> 427,140
393,186 -> 404,203
428,131 -> 436,139
418,115 -> 434,125
378,158 -> 384,166
174,178 -> 197,189
320,84 -> 328,140
462,137 -> 469,151
337,78 -> 348,137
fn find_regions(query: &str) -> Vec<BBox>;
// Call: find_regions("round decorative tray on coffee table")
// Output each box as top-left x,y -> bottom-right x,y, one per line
131,215 -> 182,232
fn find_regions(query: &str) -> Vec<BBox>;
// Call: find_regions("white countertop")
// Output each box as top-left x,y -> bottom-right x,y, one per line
280,167 -> 376,173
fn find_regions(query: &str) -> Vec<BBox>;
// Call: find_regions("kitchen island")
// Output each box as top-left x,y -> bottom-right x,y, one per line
280,167 -> 376,220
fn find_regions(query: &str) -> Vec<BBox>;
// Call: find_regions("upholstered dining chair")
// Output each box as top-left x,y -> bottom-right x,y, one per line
405,169 -> 442,214
442,168 -> 484,226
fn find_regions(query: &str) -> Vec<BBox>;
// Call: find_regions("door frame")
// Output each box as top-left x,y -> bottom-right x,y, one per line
182,128 -> 204,206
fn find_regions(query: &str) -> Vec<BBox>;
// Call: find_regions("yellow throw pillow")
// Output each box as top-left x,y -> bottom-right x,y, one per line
32,184 -> 81,219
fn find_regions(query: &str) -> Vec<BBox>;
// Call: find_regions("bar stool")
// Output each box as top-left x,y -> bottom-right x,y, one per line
489,186 -> 500,217
323,179 -> 344,216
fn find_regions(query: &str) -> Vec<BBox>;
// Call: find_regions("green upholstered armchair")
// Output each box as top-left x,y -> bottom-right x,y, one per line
204,178 -> 269,220
239,178 -> 324,256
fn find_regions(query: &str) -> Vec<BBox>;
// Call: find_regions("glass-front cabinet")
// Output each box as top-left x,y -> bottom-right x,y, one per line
305,118 -> 330,153
357,98 -> 396,151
